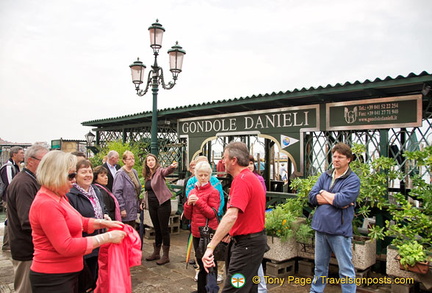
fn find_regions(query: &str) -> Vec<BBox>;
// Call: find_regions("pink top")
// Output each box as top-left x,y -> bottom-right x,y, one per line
29,186 -> 95,273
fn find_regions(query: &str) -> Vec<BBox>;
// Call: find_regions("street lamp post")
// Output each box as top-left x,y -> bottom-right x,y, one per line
84,131 -> 95,158
129,19 -> 186,156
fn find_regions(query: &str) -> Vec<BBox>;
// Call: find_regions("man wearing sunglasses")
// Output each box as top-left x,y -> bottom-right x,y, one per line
6,144 -> 48,293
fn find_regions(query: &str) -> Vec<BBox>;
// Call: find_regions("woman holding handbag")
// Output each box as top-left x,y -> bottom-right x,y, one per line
183,161 -> 220,293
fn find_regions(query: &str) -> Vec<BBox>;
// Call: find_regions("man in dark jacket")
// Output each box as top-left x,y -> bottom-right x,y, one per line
6,144 -> 48,293
1,146 -> 25,251
103,150 -> 120,191
308,143 -> 360,293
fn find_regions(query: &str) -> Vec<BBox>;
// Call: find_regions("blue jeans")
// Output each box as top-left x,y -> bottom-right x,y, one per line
310,231 -> 356,293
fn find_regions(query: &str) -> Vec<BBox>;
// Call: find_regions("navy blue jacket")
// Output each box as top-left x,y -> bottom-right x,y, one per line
308,168 -> 360,237
67,185 -> 107,258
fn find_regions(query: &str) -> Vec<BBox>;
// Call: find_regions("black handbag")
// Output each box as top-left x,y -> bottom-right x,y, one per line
196,209 -> 227,262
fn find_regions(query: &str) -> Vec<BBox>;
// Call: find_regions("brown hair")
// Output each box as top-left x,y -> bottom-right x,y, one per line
92,165 -> 108,184
142,154 -> 160,179
122,150 -> 134,161
332,143 -> 353,160
76,159 -> 92,172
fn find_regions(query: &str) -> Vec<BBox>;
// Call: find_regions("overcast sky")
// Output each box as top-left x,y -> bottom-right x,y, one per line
1,0 -> 431,145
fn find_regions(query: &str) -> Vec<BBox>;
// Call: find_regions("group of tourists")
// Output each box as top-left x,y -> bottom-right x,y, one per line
2,140 -> 360,293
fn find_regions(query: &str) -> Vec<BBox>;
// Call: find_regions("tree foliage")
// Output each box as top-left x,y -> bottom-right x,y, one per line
89,140 -> 149,176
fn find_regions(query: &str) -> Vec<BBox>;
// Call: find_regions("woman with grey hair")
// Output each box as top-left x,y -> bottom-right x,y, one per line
29,151 -> 126,293
183,161 -> 220,293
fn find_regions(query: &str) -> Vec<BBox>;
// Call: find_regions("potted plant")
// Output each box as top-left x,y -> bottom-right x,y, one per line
385,146 -> 432,277
264,202 -> 301,262
349,143 -> 402,240
263,175 -> 318,262
397,241 -> 430,274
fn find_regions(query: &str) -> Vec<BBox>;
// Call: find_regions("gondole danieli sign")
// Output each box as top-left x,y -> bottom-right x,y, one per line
178,105 -> 320,174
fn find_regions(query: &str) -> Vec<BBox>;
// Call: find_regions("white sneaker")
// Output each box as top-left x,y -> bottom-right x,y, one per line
217,274 -> 223,284
194,270 -> 199,282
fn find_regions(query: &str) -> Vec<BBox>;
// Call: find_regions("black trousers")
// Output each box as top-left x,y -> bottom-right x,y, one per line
223,232 -> 267,293
84,255 -> 98,283
193,237 -> 218,293
148,194 -> 171,246
30,270 -> 79,293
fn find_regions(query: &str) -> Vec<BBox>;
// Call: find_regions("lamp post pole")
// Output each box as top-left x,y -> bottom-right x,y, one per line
151,69 -> 159,155
129,20 -> 186,156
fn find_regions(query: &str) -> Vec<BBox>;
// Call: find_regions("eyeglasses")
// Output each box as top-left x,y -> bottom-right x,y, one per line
31,156 -> 41,161
67,173 -> 77,181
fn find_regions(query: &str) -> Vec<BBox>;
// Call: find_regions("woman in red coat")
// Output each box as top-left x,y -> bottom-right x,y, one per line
183,161 -> 220,293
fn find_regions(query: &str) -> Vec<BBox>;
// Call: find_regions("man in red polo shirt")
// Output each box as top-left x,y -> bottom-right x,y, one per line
202,141 -> 266,292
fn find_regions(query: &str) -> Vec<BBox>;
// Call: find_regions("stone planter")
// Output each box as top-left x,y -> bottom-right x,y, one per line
145,198 -> 179,221
170,197 -> 179,215
351,238 -> 376,270
264,236 -> 298,262
297,237 -> 376,270
297,242 -> 315,260
386,246 -> 421,281
143,209 -> 153,227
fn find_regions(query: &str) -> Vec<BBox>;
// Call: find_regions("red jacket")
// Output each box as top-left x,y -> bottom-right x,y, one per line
95,224 -> 142,293
183,183 -> 220,238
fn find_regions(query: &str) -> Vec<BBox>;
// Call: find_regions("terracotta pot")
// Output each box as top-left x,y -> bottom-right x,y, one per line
399,261 -> 430,275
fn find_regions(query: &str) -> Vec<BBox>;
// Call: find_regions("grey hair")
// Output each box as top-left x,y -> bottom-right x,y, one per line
195,155 -> 208,163
9,146 -> 23,158
107,150 -> 119,158
24,144 -> 49,164
224,142 -> 250,167
194,161 -> 212,176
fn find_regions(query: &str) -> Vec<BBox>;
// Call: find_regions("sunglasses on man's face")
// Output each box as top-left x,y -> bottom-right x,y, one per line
68,173 -> 77,181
